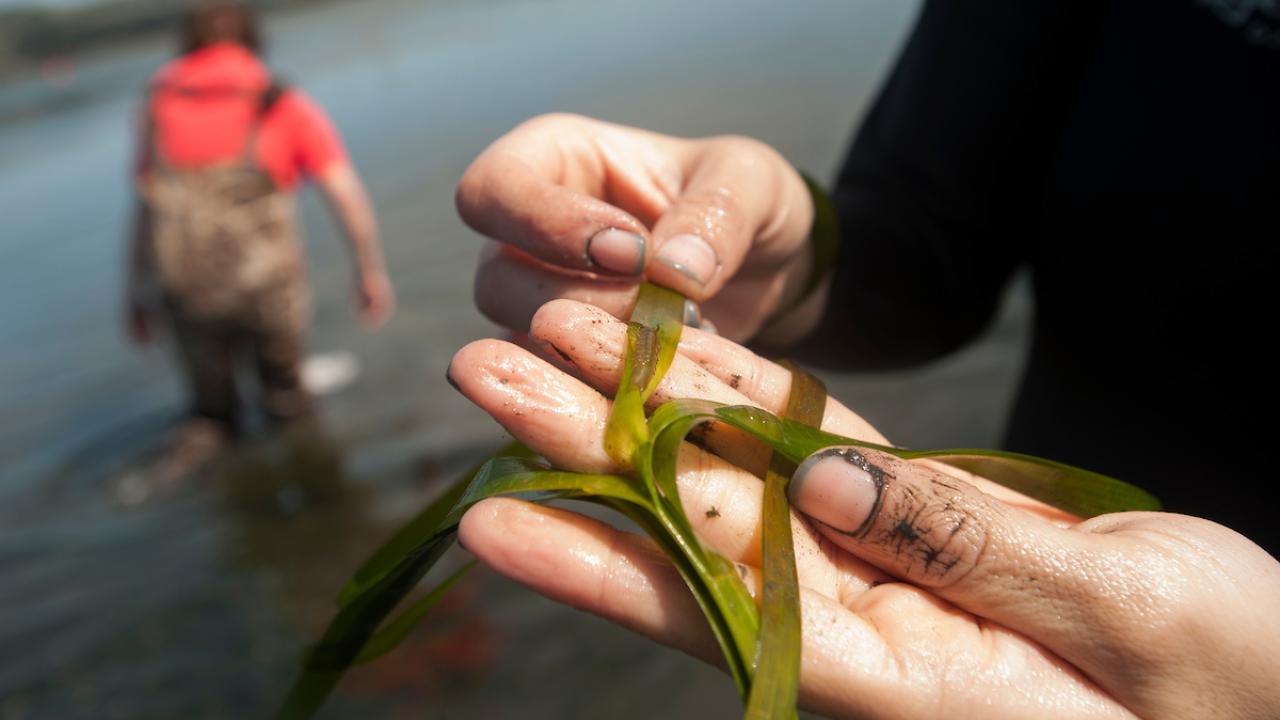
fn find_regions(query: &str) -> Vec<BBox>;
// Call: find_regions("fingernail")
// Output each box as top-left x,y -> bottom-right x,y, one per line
586,228 -> 646,275
682,299 -> 702,327
445,367 -> 460,392
734,563 -> 757,599
655,234 -> 718,287
789,448 -> 887,537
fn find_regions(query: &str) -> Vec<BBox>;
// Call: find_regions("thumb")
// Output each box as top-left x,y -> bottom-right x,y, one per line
788,446 -> 1110,661
646,137 -> 810,303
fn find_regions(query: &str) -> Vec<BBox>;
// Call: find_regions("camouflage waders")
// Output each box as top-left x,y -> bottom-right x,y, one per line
140,83 -> 313,431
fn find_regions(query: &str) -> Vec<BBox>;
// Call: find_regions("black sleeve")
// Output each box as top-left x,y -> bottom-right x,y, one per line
794,0 -> 1101,370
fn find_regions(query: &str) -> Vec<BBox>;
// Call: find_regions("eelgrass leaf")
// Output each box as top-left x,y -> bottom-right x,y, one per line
644,402 -> 761,678
448,455 -> 651,519
901,450 -> 1161,517
279,529 -> 457,720
618,283 -> 760,696
603,283 -> 685,468
746,362 -> 824,720
337,441 -> 534,608
603,323 -> 654,468
627,283 -> 685,401
278,457 -> 651,720
597,496 -> 758,694
287,279 -> 1160,720
353,561 -> 477,664
710,405 -> 1159,518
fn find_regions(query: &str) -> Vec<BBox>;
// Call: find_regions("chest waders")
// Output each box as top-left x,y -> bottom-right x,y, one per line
141,82 -> 313,429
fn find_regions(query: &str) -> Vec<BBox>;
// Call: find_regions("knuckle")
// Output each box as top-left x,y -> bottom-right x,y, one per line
454,161 -> 491,223
1085,542 -> 1201,631
522,111 -> 587,131
708,135 -> 786,175
675,186 -> 746,239
1064,544 -> 1209,673
711,134 -> 772,159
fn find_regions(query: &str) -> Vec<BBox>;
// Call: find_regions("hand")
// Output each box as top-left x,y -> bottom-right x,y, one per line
355,269 -> 396,329
456,114 -> 815,341
787,445 -> 1280,720
442,300 -> 1280,719
125,299 -> 154,346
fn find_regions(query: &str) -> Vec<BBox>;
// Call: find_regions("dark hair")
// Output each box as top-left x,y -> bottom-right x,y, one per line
181,1 -> 261,55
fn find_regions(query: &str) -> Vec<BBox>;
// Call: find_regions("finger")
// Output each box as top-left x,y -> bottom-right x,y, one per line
473,236 -> 792,341
449,338 -> 613,473
459,498 -> 723,664
474,243 -> 639,332
460,498 -> 1130,720
448,339 -> 883,594
528,299 -> 885,443
529,299 -> 1075,520
456,114 -> 680,276
528,299 -> 1071,521
787,445 -> 1120,676
648,137 -> 811,303
457,498 -> 896,710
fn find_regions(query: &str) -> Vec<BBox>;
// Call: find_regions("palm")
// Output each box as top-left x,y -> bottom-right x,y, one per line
450,299 -> 1130,719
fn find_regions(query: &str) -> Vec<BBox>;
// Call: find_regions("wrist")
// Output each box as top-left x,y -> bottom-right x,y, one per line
357,263 -> 387,280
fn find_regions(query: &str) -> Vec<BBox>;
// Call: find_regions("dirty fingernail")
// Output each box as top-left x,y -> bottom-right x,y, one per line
655,234 -> 718,287
789,447 -> 885,536
586,228 -> 646,275
683,299 -> 702,327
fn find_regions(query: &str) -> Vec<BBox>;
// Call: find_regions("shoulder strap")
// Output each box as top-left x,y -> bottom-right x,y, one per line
240,79 -> 288,165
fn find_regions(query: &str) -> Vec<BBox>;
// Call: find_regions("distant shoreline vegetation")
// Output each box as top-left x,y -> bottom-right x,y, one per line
0,0 -> 298,77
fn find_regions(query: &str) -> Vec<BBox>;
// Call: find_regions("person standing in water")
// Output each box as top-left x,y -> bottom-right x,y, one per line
124,0 -> 394,472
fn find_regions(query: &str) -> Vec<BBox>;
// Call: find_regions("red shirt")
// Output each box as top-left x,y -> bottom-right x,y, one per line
140,43 -> 346,190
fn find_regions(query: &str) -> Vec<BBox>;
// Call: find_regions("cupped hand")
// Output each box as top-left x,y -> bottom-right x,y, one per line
456,114 -> 814,341
442,300 -> 1280,719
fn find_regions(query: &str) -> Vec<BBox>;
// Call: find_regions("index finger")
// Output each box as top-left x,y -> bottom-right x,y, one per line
455,114 -> 681,276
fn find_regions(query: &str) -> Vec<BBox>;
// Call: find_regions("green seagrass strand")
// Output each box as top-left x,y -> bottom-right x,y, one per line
277,452 -> 650,720
337,441 -> 535,607
704,405 -> 1161,519
604,284 -> 686,468
618,283 -> 760,695
747,361 -> 826,720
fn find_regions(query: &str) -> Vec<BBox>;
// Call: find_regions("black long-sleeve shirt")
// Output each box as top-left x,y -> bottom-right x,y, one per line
803,0 -> 1278,555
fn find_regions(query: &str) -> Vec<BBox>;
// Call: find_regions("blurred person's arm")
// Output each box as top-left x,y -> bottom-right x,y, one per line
315,161 -> 395,329
787,0 -> 1097,368
286,88 -> 396,330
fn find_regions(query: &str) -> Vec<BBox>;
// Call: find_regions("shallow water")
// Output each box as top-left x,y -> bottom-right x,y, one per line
0,0 -> 1031,717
